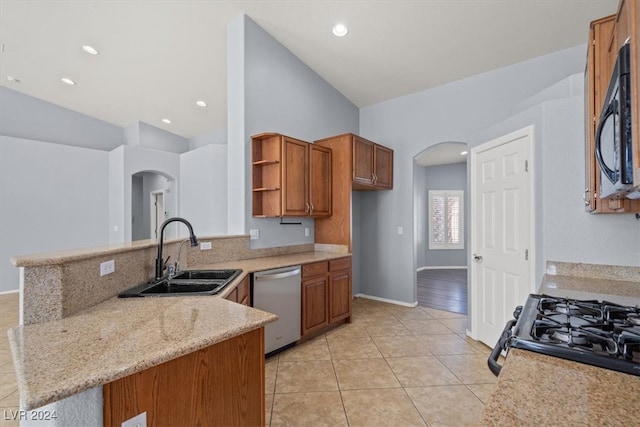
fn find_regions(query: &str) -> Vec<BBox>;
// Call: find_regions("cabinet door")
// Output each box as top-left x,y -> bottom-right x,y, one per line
373,144 -> 393,189
352,136 -> 374,186
282,137 -> 309,216
301,276 -> 329,336
329,268 -> 352,324
309,144 -> 332,217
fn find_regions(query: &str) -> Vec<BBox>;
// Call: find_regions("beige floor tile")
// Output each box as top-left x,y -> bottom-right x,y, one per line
437,354 -> 498,385
390,307 -> 435,321
364,322 -> 412,337
406,385 -> 485,426
265,356 -> 278,394
350,314 -> 399,327
265,393 -> 274,426
333,358 -> 400,390
421,307 -> 467,319
371,335 -> 432,358
0,351 -> 12,367
438,318 -> 468,334
278,336 -> 331,362
386,356 -> 461,387
275,360 -> 338,393
341,388 -> 426,426
417,334 -> 480,356
324,323 -> 369,340
401,319 -> 454,335
460,335 -> 495,356
327,336 -> 382,359
0,372 -> 17,401
0,390 -> 19,408
270,391 -> 347,426
466,383 -> 496,404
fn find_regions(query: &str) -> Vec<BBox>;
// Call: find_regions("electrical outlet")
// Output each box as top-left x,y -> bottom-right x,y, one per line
100,260 -> 115,276
121,412 -> 146,427
200,241 -> 212,250
304,227 -> 310,237
250,229 -> 260,240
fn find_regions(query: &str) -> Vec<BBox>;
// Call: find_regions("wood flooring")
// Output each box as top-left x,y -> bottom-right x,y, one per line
417,269 -> 468,315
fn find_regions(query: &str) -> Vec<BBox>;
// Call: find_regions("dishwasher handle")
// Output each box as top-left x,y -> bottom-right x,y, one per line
254,268 -> 301,281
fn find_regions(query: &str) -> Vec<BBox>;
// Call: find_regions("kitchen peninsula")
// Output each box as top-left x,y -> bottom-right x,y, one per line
8,235 -> 350,425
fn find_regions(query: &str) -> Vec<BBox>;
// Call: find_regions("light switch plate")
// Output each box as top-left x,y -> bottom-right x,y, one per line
397,226 -> 403,235
122,411 -> 146,427
250,229 -> 260,240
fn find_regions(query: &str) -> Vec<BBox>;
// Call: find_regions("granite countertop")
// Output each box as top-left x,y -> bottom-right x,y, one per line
9,296 -> 277,410
479,271 -> 640,425
8,249 -> 351,411
479,348 -> 640,425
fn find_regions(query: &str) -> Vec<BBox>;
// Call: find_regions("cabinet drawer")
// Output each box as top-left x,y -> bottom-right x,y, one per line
302,261 -> 329,278
330,257 -> 351,271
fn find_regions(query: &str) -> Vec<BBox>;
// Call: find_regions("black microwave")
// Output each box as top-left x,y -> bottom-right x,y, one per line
595,42 -> 639,199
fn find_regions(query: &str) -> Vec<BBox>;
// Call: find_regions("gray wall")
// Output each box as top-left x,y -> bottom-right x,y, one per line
0,87 -> 123,151
415,162 -> 468,268
228,15 -> 359,248
0,136 -> 110,293
359,45 -> 594,304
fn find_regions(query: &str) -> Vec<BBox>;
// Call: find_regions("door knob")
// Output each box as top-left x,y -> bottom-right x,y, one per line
473,254 -> 483,262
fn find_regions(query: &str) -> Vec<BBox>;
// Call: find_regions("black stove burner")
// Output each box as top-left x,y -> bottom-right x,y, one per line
489,294 -> 640,377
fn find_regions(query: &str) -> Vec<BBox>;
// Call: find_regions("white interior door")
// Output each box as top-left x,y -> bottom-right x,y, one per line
470,126 -> 534,347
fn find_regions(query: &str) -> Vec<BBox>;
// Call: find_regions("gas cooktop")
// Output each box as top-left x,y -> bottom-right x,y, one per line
489,294 -> 640,376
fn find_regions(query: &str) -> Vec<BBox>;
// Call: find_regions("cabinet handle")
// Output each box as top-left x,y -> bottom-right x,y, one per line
372,173 -> 377,184
305,202 -> 310,213
583,188 -> 590,206
310,203 -> 314,214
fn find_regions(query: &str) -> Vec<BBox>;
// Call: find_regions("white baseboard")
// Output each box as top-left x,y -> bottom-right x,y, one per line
0,289 -> 19,296
354,293 -> 418,307
417,266 -> 468,271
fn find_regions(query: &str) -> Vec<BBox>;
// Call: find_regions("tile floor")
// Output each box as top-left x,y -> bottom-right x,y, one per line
0,293 -> 498,426
265,297 -> 498,426
0,292 -> 19,427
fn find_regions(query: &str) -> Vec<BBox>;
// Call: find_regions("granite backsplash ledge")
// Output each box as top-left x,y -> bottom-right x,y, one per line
546,261 -> 640,282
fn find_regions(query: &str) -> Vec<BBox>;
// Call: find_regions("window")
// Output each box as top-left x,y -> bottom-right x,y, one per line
428,190 -> 464,250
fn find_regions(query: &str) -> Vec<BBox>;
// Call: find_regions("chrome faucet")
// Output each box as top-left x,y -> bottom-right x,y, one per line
155,217 -> 198,280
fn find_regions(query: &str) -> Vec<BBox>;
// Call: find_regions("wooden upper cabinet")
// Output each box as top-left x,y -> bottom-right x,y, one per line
252,133 -> 331,217
353,136 -> 375,186
584,6 -> 640,214
352,135 -> 394,190
309,144 -> 332,216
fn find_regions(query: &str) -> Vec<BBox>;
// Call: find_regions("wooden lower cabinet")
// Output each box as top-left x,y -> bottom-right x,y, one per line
301,263 -> 329,336
225,276 -> 250,306
301,258 -> 352,338
103,328 -> 264,426
329,258 -> 352,324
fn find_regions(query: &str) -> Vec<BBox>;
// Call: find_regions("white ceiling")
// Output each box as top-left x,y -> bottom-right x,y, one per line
415,142 -> 467,167
0,1 -> 617,140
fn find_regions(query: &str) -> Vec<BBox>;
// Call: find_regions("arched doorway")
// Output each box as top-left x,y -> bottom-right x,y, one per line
413,142 -> 468,314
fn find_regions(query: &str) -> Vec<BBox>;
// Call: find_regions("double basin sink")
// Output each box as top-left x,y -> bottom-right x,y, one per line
119,269 -> 242,297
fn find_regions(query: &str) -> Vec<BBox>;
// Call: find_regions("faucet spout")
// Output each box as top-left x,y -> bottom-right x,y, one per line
155,217 -> 198,280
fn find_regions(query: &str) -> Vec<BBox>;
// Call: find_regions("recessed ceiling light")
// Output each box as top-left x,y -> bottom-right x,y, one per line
7,75 -> 21,83
61,77 -> 76,85
332,23 -> 349,37
162,118 -> 171,124
196,100 -> 207,108
460,151 -> 468,155
82,45 -> 99,55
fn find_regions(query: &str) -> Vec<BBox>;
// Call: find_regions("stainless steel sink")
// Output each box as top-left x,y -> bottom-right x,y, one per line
118,269 -> 242,297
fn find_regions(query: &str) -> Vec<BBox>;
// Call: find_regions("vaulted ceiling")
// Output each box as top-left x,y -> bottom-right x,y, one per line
0,1 -> 617,139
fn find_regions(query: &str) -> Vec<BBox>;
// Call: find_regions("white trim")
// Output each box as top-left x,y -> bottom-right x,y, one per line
354,293 -> 418,307
0,289 -> 19,295
417,266 -> 467,271
469,125 -> 536,340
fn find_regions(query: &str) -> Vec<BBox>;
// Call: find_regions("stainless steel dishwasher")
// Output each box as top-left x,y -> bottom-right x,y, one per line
253,265 -> 301,355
